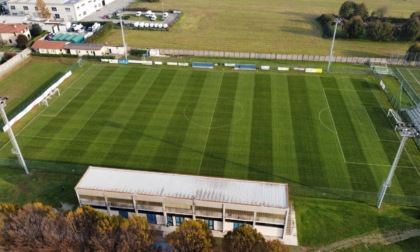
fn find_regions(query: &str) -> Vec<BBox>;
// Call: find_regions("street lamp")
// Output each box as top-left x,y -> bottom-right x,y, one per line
0,97 -> 29,174
327,17 -> 342,72
377,123 -> 419,209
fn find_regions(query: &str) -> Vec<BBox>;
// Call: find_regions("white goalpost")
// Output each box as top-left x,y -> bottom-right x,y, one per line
41,88 -> 61,107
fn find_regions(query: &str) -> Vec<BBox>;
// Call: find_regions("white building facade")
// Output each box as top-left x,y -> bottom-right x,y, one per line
75,166 -> 298,245
6,0 -> 115,22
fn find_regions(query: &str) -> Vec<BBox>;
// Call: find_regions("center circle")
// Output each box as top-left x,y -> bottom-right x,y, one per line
184,97 -> 245,129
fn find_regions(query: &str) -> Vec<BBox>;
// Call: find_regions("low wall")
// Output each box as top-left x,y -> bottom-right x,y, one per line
0,48 -> 31,77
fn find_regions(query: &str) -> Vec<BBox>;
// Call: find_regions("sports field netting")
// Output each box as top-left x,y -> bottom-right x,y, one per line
394,68 -> 420,105
0,65 -> 419,197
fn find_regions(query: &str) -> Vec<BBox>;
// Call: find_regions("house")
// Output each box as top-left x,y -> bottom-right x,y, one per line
63,43 -> 104,56
0,23 -> 30,45
75,166 -> 298,245
31,40 -> 67,54
6,0 -> 116,22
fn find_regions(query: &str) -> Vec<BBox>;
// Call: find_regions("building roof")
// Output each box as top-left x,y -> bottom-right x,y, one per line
31,40 -> 67,49
0,23 -> 28,33
64,43 -> 104,50
7,0 -> 80,5
75,166 -> 289,208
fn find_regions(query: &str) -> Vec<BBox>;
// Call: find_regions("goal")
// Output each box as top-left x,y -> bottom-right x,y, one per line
41,88 -> 60,107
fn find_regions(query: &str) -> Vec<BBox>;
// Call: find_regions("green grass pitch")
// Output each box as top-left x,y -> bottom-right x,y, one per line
0,64 -> 419,196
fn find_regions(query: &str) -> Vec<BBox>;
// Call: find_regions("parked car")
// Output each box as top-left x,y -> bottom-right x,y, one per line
136,11 -> 142,17
122,15 -> 130,20
163,12 -> 169,18
150,15 -> 156,21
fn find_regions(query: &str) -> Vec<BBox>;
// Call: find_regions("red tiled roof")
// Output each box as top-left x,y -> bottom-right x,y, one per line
32,40 -> 67,50
0,24 -> 28,33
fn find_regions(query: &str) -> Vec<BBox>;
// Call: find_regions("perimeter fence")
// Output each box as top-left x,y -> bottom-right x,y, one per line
157,48 -> 420,67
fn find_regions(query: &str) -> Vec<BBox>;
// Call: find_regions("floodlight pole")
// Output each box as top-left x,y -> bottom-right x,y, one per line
0,97 -> 29,175
119,13 -> 128,62
327,18 -> 342,72
377,124 -> 418,209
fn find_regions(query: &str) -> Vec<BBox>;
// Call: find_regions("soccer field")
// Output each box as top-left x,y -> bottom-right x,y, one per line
1,64 -> 419,196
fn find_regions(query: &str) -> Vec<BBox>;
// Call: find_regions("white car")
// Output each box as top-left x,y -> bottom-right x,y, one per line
163,12 -> 169,18
136,11 -> 141,17
150,15 -> 156,21
145,10 -> 152,17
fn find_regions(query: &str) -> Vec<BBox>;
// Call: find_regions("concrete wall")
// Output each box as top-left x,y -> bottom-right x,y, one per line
0,48 -> 31,77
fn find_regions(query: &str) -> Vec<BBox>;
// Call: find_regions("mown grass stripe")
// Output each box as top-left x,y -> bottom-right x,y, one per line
248,74 -> 273,181
102,70 -> 177,166
148,71 -> 208,171
324,85 -> 377,192
21,66 -> 118,159
57,67 -> 146,162
200,72 -> 239,177
288,75 -> 328,187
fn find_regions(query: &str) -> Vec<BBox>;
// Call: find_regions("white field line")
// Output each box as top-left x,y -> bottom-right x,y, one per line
406,68 -> 420,87
345,161 -> 415,169
322,88 -> 347,163
16,135 -> 74,141
0,65 -> 95,153
41,64 -> 96,117
396,68 -> 413,87
196,73 -> 223,175
318,107 -> 337,134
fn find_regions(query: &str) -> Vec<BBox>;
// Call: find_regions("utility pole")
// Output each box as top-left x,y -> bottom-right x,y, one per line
327,18 -> 342,72
377,123 -> 418,209
0,97 -> 29,174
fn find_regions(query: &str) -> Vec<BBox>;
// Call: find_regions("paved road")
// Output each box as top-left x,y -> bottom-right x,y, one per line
81,0 -> 178,25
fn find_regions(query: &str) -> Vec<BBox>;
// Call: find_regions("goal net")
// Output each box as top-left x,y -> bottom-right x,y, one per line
41,88 -> 60,107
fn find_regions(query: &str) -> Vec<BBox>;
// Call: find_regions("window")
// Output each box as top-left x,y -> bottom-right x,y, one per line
10,5 -> 15,10
118,210 -> 128,218
233,222 -> 244,229
23,6 -> 28,10
54,14 -> 60,19
83,11 -> 86,15
51,7 -> 57,11
146,213 -> 157,224
202,219 -> 214,230
167,215 -> 173,226
65,7 -> 71,12
175,216 -> 185,226
8,39 -> 12,43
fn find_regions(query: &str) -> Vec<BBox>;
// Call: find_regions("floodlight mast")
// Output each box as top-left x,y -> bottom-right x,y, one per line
327,18 -> 342,72
0,97 -> 29,175
119,13 -> 128,62
377,123 -> 418,209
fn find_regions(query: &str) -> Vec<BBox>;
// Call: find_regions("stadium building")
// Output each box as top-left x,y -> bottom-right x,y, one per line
6,0 -> 115,21
75,166 -> 298,245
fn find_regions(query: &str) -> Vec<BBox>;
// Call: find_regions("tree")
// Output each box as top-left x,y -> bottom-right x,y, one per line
366,20 -> 394,41
355,3 -> 369,19
406,43 -> 420,61
339,1 -> 359,20
266,240 -> 290,252
36,0 -> 51,19
410,11 -> 420,21
167,219 -> 214,252
117,215 -> 153,252
345,15 -> 365,38
400,18 -> 420,41
222,225 -> 266,252
16,34 -> 28,49
30,23 -> 43,37
371,7 -> 388,19
64,206 -> 109,251
0,202 -> 56,250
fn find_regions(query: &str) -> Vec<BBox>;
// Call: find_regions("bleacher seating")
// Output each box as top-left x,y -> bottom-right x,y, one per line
406,106 -> 420,131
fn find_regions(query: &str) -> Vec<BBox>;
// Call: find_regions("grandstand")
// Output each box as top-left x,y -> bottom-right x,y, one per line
404,106 -> 420,132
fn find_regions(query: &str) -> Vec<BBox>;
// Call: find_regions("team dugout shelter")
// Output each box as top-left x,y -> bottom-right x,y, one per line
75,166 -> 296,244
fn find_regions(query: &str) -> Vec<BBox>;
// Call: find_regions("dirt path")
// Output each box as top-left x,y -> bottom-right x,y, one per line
317,228 -> 420,251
